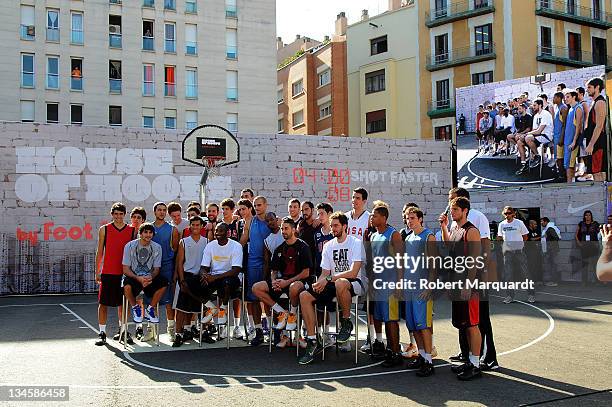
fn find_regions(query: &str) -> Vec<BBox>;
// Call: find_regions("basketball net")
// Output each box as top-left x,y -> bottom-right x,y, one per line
199,156 -> 224,208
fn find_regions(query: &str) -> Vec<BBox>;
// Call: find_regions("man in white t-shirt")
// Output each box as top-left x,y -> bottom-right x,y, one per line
199,223 -> 243,326
298,212 -> 364,365
346,187 -> 370,241
516,99 -> 554,175
497,206 -> 534,303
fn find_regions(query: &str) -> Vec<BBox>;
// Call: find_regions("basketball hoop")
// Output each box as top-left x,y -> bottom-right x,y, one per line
199,156 -> 225,188
530,72 -> 551,92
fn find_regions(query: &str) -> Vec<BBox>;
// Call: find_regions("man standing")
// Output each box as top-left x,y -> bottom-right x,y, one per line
541,217 -> 561,287
288,199 -> 302,224
497,207 -> 534,303
220,198 -> 240,241
95,202 -> 135,346
562,90 -> 582,182
298,201 -> 318,267
168,202 -> 190,239
440,197 -> 483,380
581,77 -> 608,182
314,203 -> 334,277
516,99 -> 554,175
551,92 -> 568,176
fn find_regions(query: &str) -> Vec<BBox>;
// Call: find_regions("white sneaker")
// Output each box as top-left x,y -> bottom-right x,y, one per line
527,295 -> 536,303
577,174 -> 594,182
360,341 -> 371,352
167,324 -> 176,341
141,325 -> 156,342
401,343 -> 418,359
324,333 -> 336,347
274,312 -> 288,330
202,307 -> 218,324
245,326 -> 255,341
219,326 -> 228,339
339,342 -> 351,353
216,308 -> 227,325
276,334 -> 291,348
285,313 -> 298,331
547,158 -> 557,168
232,326 -> 243,339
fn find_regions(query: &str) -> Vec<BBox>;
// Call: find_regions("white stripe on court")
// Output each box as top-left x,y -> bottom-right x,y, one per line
0,302 -> 97,308
59,304 -> 98,333
537,291 -> 612,304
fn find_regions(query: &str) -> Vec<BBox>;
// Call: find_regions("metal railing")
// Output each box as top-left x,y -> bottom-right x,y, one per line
426,0 -> 494,26
142,36 -> 154,50
165,39 -> 175,53
71,30 -> 83,44
109,33 -> 122,48
164,83 -> 176,96
109,79 -> 122,93
426,43 -> 496,69
46,27 -> 59,42
71,77 -> 83,91
537,45 -> 611,68
535,0 -> 612,26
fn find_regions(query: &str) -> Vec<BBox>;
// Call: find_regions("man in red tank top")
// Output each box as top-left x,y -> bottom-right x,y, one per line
95,202 -> 135,346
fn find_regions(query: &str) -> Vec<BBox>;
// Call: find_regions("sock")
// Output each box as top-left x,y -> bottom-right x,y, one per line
409,332 -> 415,345
368,324 -> 376,341
255,324 -> 262,330
290,305 -> 298,315
419,349 -> 426,359
469,352 -> 480,366
424,352 -> 432,363
205,301 -> 216,309
375,333 -> 383,342
99,324 -> 106,333
272,303 -> 285,314
307,335 -> 316,340
234,317 -> 240,326
168,319 -> 175,328
521,160 -> 526,164
248,315 -> 255,328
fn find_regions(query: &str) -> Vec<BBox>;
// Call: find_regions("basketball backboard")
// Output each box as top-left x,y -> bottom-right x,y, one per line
182,124 -> 240,167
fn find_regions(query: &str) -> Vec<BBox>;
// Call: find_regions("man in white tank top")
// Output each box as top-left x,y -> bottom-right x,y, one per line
172,216 -> 208,347
345,187 -> 370,241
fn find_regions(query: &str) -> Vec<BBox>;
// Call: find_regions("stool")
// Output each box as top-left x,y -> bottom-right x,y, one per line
121,294 -> 159,349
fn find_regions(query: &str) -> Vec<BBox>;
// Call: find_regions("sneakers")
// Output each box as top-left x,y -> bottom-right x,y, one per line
262,317 -> 270,336
529,155 -> 541,169
135,326 -> 144,340
503,296 -> 514,304
298,338 -> 322,365
449,352 -> 467,363
182,328 -> 193,341
527,295 -> 536,303
401,343 -> 419,359
250,328 -> 265,346
200,329 -> 216,344
286,313 -> 298,331
515,162 -> 529,175
275,312 -> 288,330
219,325 -> 228,339
480,359 -> 500,371
451,362 -> 471,374
336,318 -> 353,343
371,339 -> 386,359
381,350 -> 403,368
95,331 -> 107,346
416,361 -> 435,377
276,334 -> 291,348
172,333 -> 183,348
406,355 -> 424,370
145,305 -> 158,323
245,326 -> 255,341
547,158 -> 557,168
132,305 -> 143,323
359,341 -> 371,352
324,333 -> 336,347
577,174 -> 594,182
339,342 -> 351,353
457,363 -> 482,380
232,326 -> 243,339
298,336 -> 307,349
216,308 -> 227,325
141,325 -> 156,342
202,307 -> 218,324
544,282 -> 558,287
113,330 -> 134,345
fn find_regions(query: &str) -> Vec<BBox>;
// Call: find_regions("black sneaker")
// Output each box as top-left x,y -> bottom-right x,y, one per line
298,338 -> 322,365
480,359 -> 500,371
416,361 -> 435,377
451,362 -> 472,374
457,364 -> 482,380
183,329 -> 194,341
515,163 -> 529,175
250,328 -> 265,346
336,318 -> 353,343
406,355 -> 424,370
113,330 -> 134,345
529,155 -> 541,169
135,326 -> 144,340
172,333 -> 184,348
95,331 -> 107,346
371,339 -> 386,359
200,331 -> 216,344
381,351 -> 403,368
449,352 -> 467,363
190,325 -> 200,338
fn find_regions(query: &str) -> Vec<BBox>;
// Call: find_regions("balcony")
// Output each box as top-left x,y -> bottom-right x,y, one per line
71,76 -> 83,91
46,27 -> 59,42
165,39 -> 175,53
426,0 -> 494,28
427,99 -> 456,119
109,33 -> 122,48
426,43 -> 496,71
186,41 -> 197,55
109,79 -> 122,93
537,46 -> 612,72
535,0 -> 612,29
227,87 -> 238,101
142,36 -> 154,51
165,83 -> 176,96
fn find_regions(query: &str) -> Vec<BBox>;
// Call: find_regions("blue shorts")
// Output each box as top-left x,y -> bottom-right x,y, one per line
156,262 -> 175,305
246,266 -> 264,302
404,296 -> 433,332
372,296 -> 400,322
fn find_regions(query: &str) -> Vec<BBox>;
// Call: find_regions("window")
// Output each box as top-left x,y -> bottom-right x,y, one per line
540,26 -> 552,56
20,6 -> 35,40
164,0 -> 176,10
143,64 -> 154,96
370,36 -> 388,56
185,68 -> 198,98
277,118 -> 283,133
319,102 -> 331,119
292,79 -> 304,97
474,0 -> 489,9
366,109 -> 386,134
318,69 -> 331,87
142,108 -> 155,128
21,53 -> 34,88
110,0 -> 123,4
109,15 -> 122,48
47,103 -> 59,123
109,106 -> 122,126
568,32 -> 582,61
185,0 -> 197,13
164,109 -> 176,129
227,113 -> 238,132
435,79 -> 450,109
47,56 -> 59,89
71,12 -> 84,44
21,100 -> 35,123
47,9 -> 60,42
475,24 -> 492,55
185,24 -> 197,55
71,104 -> 83,124
472,71 -> 493,85
277,88 -> 284,104
292,110 -> 304,127
71,59 -> 83,91
435,34 -> 448,63
365,69 -> 385,94
185,110 -> 197,130
226,29 -> 237,59
592,37 -> 607,66
227,70 -> 238,101
593,0 -> 602,20
109,60 -> 122,93
165,23 -> 176,52
434,0 -> 447,18
567,0 -> 576,15
434,125 -> 452,141
164,66 -> 175,96
143,0 -> 155,7
226,0 -> 237,17
143,21 -> 154,50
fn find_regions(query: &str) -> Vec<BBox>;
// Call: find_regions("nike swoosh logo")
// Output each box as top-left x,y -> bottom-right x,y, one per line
567,202 -> 598,214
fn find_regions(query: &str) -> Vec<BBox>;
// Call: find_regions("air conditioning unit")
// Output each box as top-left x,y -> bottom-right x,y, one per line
26,26 -> 35,36
109,25 -> 121,34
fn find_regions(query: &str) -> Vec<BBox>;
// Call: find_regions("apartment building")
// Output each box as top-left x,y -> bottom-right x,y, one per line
277,13 -> 348,136
4,0 -> 276,133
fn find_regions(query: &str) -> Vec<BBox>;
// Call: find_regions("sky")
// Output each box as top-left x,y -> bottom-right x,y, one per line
276,0 -> 388,43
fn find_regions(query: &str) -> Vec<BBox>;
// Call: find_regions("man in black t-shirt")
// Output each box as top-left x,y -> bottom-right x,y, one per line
252,217 -> 312,332
297,201 -> 318,266
526,219 -> 542,284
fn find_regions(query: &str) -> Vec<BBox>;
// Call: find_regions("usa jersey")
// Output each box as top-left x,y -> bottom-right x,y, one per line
345,210 -> 370,241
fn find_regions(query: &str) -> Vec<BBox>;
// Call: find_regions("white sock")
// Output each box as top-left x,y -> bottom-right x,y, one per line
419,349 -> 426,359
424,353 -> 432,363
248,315 -> 255,328
368,324 -> 376,340
205,301 -> 216,309
307,335 -> 316,340
521,160 -> 526,164
255,324 -> 262,329
234,317 -> 240,326
469,352 -> 480,366
375,333 -> 383,342
409,332 -> 415,344
290,305 -> 298,315
99,324 -> 106,333
272,303 -> 285,314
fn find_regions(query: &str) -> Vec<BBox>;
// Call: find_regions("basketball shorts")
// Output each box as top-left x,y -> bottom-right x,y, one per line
405,296 -> 433,332
373,295 -> 400,323
98,274 -> 123,307
451,292 -> 480,329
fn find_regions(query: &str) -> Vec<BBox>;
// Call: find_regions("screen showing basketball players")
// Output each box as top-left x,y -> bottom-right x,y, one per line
454,66 -> 609,189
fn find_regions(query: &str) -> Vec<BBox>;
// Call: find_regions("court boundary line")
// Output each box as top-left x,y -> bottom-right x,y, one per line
536,291 -> 612,304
